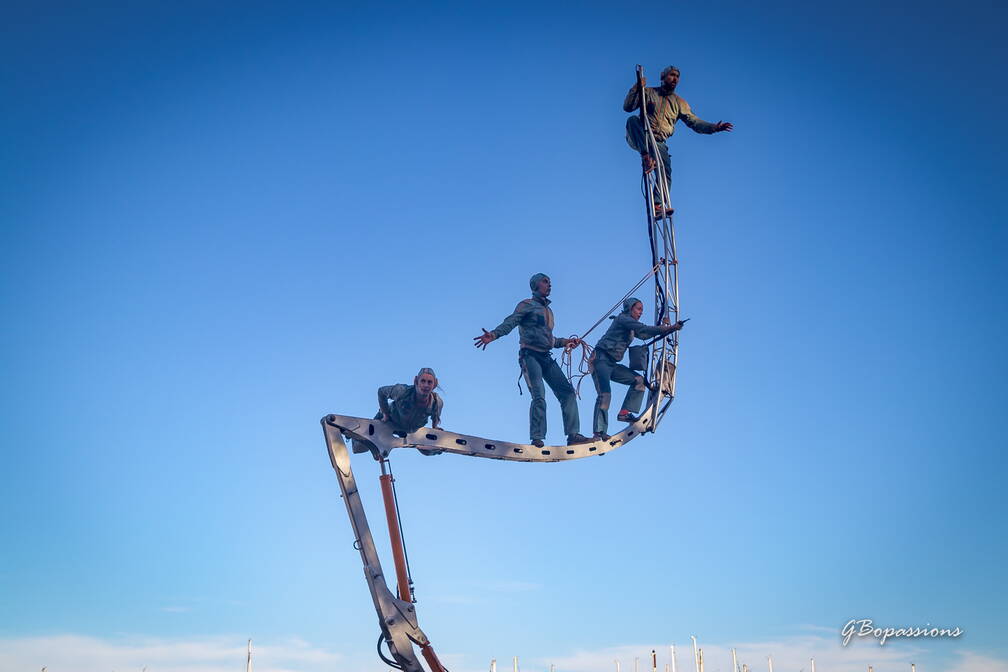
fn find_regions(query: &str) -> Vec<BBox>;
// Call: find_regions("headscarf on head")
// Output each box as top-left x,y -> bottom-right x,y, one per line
623,297 -> 643,314
660,65 -> 680,79
529,272 -> 550,296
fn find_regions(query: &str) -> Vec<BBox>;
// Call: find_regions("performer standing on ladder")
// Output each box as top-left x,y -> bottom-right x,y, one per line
473,273 -> 592,448
624,65 -> 733,214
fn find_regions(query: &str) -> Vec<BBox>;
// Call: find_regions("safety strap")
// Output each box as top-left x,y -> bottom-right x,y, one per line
576,263 -> 662,342
516,348 -> 527,396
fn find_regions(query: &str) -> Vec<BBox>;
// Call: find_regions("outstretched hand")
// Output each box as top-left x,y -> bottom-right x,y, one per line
473,328 -> 495,350
714,120 -> 733,133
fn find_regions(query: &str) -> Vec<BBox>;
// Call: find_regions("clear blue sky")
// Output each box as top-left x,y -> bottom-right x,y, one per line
2,2 -> 1005,671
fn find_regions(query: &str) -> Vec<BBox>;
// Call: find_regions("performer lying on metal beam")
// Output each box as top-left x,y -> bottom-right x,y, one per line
353,367 -> 445,457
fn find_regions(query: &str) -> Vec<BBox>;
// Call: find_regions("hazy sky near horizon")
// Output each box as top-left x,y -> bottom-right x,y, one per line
2,2 -> 1006,671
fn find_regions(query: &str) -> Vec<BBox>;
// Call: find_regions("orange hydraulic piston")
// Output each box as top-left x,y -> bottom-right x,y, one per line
421,642 -> 449,672
378,473 -> 412,602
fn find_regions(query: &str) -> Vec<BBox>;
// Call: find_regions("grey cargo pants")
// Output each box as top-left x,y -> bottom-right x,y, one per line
591,350 -> 646,435
520,348 -> 580,442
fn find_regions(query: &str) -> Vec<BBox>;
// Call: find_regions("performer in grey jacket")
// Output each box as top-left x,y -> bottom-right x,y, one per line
474,273 -> 591,448
591,298 -> 684,440
353,368 -> 444,457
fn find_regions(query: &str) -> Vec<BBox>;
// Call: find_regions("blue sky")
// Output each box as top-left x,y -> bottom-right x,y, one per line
1,2 -> 1006,671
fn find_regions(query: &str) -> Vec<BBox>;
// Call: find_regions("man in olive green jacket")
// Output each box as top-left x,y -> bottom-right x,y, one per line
624,65 -> 733,209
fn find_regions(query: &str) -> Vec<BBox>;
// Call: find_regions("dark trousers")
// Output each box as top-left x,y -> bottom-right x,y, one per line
626,116 -> 671,200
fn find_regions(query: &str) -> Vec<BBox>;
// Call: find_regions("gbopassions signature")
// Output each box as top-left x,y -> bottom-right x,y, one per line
842,619 -> 963,646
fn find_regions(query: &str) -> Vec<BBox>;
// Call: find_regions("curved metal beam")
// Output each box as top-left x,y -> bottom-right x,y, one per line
324,391 -> 670,464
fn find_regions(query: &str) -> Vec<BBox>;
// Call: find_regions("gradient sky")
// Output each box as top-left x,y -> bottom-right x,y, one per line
2,2 -> 1006,671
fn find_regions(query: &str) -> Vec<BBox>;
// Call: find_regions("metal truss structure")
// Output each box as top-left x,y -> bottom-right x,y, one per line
636,63 -> 682,428
321,65 -> 682,672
